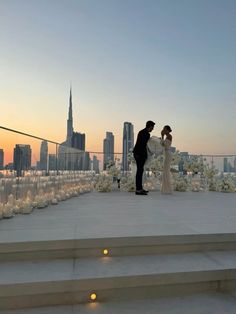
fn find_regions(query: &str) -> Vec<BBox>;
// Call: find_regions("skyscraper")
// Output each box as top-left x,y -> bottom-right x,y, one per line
72,132 -> 85,151
122,122 -> 134,171
80,152 -> 91,171
48,154 -> 57,171
59,88 -> 86,170
13,144 -> 31,176
92,155 -> 100,173
103,132 -> 114,170
0,149 -> 4,170
66,87 -> 74,146
39,140 -> 48,171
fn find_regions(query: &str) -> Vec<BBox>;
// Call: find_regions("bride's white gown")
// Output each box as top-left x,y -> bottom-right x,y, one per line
161,138 -> 173,194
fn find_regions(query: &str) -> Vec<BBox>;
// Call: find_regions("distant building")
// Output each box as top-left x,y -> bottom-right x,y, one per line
66,87 -> 74,146
80,152 -> 91,171
103,132 -> 114,170
58,87 -> 87,170
36,161 -> 41,170
0,149 -> 4,170
48,154 -> 57,171
72,132 -> 85,151
122,122 -> 134,171
229,161 -> 234,172
13,144 -> 32,176
39,140 -> 48,171
223,157 -> 236,173
92,155 -> 100,174
223,158 -> 229,173
178,152 -> 189,173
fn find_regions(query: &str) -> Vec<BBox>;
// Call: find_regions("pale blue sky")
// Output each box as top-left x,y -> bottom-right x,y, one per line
0,0 -> 236,154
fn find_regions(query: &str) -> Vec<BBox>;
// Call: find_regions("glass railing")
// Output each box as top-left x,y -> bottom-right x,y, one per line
0,126 -> 96,217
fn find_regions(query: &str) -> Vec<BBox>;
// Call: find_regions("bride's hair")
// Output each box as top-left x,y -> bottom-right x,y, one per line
164,125 -> 172,132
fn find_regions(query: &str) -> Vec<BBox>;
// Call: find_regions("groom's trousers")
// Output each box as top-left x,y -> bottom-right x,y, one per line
134,154 -> 146,191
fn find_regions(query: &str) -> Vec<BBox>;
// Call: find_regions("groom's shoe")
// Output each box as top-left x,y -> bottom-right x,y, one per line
135,190 -> 148,195
142,189 -> 149,193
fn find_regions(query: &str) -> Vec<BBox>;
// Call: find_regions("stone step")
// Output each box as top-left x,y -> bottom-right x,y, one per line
1,233 -> 236,261
2,292 -> 236,314
1,250 -> 236,310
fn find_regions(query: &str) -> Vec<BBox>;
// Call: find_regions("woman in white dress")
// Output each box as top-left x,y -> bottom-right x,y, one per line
161,125 -> 173,194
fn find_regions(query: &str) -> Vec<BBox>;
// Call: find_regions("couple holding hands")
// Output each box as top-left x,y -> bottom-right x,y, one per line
133,120 -> 173,195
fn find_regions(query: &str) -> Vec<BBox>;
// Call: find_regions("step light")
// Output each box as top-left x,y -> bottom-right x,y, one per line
90,293 -> 97,301
103,249 -> 109,255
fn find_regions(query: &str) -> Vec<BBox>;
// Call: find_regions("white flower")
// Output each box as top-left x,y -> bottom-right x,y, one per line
120,176 -> 135,192
174,175 -> 188,192
95,174 -> 113,192
219,175 -> 235,192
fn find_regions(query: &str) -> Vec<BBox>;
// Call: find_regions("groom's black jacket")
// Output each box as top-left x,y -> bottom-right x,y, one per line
133,128 -> 150,159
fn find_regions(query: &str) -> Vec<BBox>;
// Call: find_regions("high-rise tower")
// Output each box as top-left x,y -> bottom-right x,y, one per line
66,87 -> 74,145
39,140 -> 48,171
103,132 -> 114,170
13,144 -> 32,176
122,122 -> 134,171
59,87 -> 86,171
0,149 -> 4,170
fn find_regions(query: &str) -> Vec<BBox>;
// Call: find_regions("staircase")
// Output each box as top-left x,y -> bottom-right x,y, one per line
1,233 -> 236,311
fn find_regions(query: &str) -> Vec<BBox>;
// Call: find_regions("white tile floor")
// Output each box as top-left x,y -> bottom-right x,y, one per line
0,191 -> 236,243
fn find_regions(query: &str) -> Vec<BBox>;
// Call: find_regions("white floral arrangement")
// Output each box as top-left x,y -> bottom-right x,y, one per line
171,150 -> 181,166
127,150 -> 135,164
1,194 -> 15,218
144,176 -> 160,191
184,156 -> 205,174
219,175 -> 235,193
0,172 -> 93,222
120,176 -> 135,192
146,155 -> 164,173
208,177 -> 219,191
174,175 -> 188,192
204,166 -> 218,179
95,174 -> 113,192
145,150 -> 180,175
106,160 -> 121,178
2,204 -> 14,218
191,180 -> 201,192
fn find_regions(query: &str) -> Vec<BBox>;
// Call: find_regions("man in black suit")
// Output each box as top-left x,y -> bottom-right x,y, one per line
133,121 -> 155,195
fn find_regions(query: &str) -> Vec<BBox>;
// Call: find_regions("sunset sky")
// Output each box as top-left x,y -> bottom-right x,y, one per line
1,0 -> 236,163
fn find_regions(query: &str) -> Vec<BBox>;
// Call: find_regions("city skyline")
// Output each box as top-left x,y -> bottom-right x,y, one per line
1,98 -> 236,172
1,1 -> 236,155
